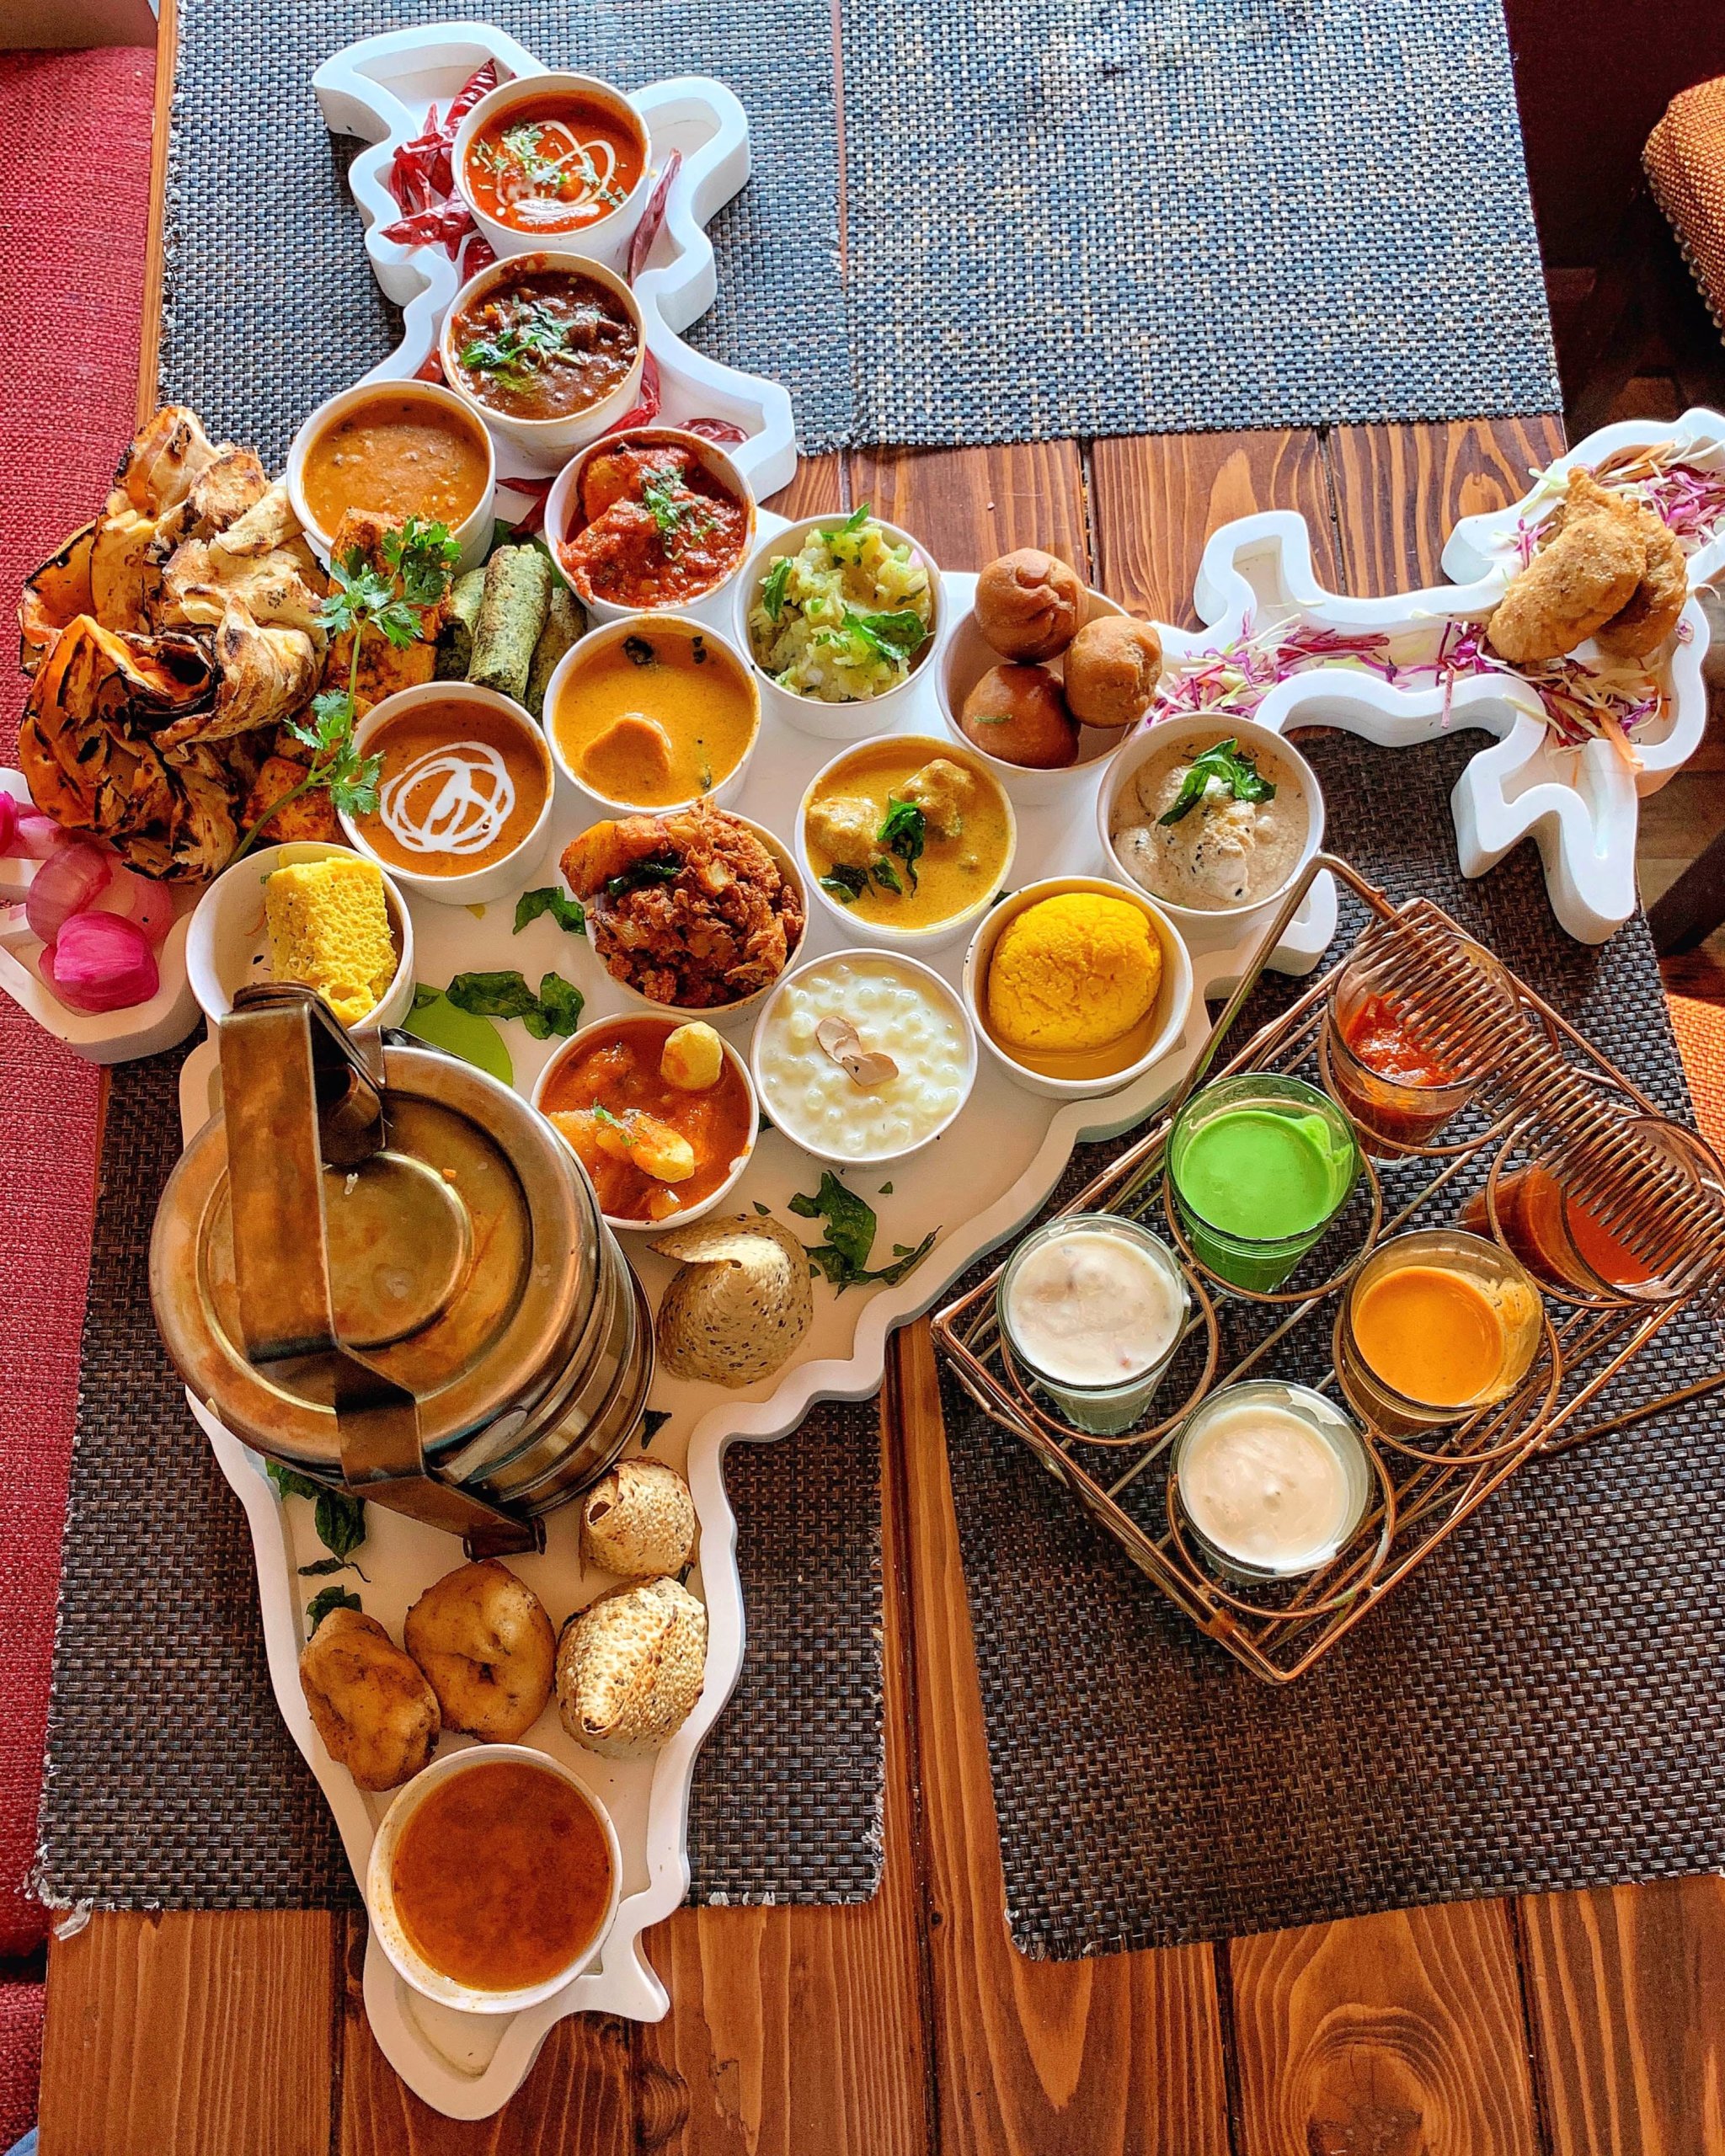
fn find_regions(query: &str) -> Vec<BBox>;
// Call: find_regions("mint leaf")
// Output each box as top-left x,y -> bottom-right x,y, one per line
306,1584 -> 361,1630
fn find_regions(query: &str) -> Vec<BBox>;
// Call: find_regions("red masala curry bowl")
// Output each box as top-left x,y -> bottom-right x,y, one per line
546,427 -> 757,624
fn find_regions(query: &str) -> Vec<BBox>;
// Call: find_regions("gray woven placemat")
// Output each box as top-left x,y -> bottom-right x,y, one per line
841,0 -> 1559,443
37,1044 -> 882,1911
936,727 -> 1725,1958
161,0 -> 851,462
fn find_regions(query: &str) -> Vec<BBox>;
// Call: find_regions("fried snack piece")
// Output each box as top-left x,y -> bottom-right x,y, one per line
403,1561 -> 557,1742
298,1607 -> 440,1791
1597,505 -> 1688,657
1062,616 -> 1164,728
1487,470 -> 1644,664
556,1576 -> 707,1757
975,549 -> 1084,661
241,753 -> 341,845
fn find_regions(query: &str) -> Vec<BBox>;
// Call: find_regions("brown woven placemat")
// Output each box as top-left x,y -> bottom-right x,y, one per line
937,726 -> 1725,1957
36,1048 -> 882,1912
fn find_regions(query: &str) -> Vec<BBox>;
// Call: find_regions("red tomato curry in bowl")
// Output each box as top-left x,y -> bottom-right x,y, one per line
557,430 -> 753,611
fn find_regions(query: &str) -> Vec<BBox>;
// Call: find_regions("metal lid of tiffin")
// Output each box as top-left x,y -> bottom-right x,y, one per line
151,986 -> 608,1547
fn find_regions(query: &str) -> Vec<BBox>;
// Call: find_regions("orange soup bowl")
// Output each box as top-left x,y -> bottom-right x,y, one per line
451,70 -> 652,270
531,1010 -> 760,1233
339,682 -> 557,907
286,379 -> 497,575
546,427 -> 758,625
366,1745 -> 622,2015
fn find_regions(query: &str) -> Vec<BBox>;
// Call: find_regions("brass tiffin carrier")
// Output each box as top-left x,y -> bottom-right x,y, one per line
151,984 -> 653,1555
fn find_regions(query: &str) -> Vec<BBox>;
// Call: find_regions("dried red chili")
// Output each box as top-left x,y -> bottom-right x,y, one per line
684,418 -> 750,446
627,149 -> 682,283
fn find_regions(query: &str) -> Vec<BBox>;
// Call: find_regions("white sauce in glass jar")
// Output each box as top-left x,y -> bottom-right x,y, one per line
755,956 -> 971,1161
1004,1228 -> 1184,1386
1178,1398 -> 1355,1572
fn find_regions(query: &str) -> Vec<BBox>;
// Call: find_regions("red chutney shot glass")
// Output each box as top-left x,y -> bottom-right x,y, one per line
1320,935 -> 1514,1155
1460,1114 -> 1725,1302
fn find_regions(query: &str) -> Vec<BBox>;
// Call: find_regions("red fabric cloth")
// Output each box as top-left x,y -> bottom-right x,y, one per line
0,1980 -> 42,2148
0,44 -> 155,1961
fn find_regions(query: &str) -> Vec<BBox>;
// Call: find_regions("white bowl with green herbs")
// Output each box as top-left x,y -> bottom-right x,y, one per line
735,509 -> 943,739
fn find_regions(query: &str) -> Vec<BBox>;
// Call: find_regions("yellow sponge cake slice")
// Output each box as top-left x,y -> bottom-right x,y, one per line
264,856 -> 398,1028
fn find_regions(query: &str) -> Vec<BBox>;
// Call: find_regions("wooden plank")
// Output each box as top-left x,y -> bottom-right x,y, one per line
633,1385 -> 932,2156
1325,417 -> 1567,594
1228,1904 -> 1541,2156
40,1911 -> 335,2156
892,1322 -> 1231,2156
850,442 -> 1090,573
1519,1876 -> 1725,2156
136,0 -> 175,421
1089,430 -> 1337,626
337,1913 -> 633,2156
763,451 -> 847,525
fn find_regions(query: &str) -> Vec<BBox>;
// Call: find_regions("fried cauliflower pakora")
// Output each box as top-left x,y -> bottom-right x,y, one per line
560,803 -> 804,1010
403,1560 -> 556,1742
298,1607 -> 440,1792
1487,469 -> 1643,664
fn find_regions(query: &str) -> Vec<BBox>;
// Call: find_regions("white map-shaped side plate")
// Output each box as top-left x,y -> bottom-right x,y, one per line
1160,407 -> 1724,944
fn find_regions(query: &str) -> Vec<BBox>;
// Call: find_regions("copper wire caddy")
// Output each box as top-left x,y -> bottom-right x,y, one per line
931,853 -> 1725,1683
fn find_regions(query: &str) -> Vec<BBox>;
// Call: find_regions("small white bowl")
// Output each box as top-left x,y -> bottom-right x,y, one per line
440,249 -> 646,468
531,1011 -> 760,1232
734,511 -> 943,740
1097,715 -> 1325,934
337,682 -> 556,909
546,427 -> 758,624
186,840 -> 415,1036
962,875 -> 1194,1102
366,1743 -> 623,2015
286,379 -> 497,576
795,734 -> 1017,955
938,584 -> 1134,805
580,811 -> 808,1027
749,947 -> 978,1170
450,70 -> 652,272
542,613 -> 761,817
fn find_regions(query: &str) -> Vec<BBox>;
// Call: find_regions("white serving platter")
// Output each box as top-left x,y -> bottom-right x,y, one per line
1162,405 -> 1725,946
169,533 -> 1341,2116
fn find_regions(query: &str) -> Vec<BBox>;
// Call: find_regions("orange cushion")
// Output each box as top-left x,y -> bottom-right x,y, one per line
1646,76 -> 1725,332
1666,995 -> 1725,1155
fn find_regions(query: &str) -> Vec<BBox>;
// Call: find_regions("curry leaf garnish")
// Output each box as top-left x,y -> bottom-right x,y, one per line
514,886 -> 587,936
266,1460 -> 368,1566
844,607 -> 929,666
445,968 -> 585,1039
1156,737 -> 1275,826
870,859 -> 903,895
603,852 -> 682,902
234,519 -> 457,861
788,1171 -> 939,1291
878,796 -> 926,891
306,1584 -> 362,1630
819,864 -> 869,905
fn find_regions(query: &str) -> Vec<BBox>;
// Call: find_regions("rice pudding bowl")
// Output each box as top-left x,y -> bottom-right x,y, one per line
750,952 -> 976,1166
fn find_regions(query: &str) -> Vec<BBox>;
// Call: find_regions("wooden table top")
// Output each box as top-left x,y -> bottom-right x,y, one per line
36,8 -> 1725,2149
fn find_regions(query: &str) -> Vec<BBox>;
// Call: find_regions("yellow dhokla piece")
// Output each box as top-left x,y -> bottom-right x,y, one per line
264,857 -> 397,1028
988,891 -> 1162,1053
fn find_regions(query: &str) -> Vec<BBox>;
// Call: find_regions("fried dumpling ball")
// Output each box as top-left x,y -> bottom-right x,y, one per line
1062,616 -> 1164,728
403,1560 -> 556,1742
959,663 -> 1080,769
974,549 -> 1084,661
1487,469 -> 1644,664
298,1607 -> 440,1792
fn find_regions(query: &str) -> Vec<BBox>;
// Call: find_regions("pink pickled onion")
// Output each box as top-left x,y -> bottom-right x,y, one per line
93,863 -> 176,946
5,808 -> 60,859
40,912 -> 158,1012
25,839 -> 112,944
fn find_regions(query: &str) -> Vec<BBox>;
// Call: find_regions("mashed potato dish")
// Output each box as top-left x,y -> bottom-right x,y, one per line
747,510 -> 934,702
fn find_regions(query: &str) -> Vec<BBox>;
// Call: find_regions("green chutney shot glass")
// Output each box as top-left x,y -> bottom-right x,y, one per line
1167,1072 -> 1361,1293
